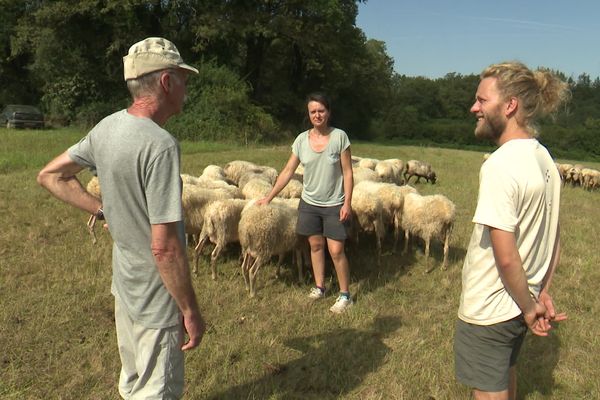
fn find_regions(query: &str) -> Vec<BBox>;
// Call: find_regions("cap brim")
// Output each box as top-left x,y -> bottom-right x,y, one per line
179,63 -> 199,74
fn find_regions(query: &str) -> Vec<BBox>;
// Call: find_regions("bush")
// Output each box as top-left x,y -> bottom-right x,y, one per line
166,61 -> 278,144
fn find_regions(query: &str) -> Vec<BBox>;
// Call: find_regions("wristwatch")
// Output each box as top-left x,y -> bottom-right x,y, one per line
95,208 -> 105,221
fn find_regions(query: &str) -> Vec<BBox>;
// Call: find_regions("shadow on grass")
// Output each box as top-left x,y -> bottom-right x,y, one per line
518,325 -> 564,399
208,316 -> 401,400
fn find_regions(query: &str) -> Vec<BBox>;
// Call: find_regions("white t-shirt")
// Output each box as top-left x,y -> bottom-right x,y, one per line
458,139 -> 561,325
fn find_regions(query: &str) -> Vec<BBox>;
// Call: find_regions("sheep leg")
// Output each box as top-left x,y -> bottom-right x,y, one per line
275,253 -> 284,279
193,235 -> 209,276
441,229 -> 450,270
210,243 -> 223,280
424,239 -> 435,274
87,214 -> 98,244
392,213 -> 401,254
249,256 -> 264,298
195,233 -> 209,255
241,252 -> 251,291
403,230 -> 410,254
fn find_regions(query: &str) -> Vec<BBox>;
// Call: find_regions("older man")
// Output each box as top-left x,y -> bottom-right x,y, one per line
38,37 -> 205,399
454,62 -> 570,400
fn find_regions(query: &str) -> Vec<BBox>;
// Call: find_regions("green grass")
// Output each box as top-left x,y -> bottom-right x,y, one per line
0,128 -> 598,399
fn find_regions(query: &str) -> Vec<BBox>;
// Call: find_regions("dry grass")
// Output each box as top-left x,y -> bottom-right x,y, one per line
0,128 -> 598,399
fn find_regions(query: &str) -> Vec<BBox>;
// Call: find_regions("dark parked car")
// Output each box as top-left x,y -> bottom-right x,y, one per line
2,104 -> 45,129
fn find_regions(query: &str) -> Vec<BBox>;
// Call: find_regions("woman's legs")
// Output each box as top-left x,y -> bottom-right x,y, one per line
327,238 -> 350,293
308,234 -> 326,289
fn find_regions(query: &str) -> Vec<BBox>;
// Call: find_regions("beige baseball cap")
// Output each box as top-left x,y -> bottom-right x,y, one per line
123,37 -> 198,80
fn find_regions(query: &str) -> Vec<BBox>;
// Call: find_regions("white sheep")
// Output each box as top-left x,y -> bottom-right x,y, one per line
565,164 -> 584,186
194,198 -> 249,279
181,173 -> 200,185
352,166 -> 381,185
277,177 -> 303,199
223,160 -> 262,185
351,182 -> 386,265
200,165 -> 229,182
182,183 -> 242,245
581,168 -> 600,190
375,159 -> 404,185
238,200 -> 303,297
404,160 -> 437,184
241,177 -> 273,199
355,181 -> 418,253
357,157 -> 379,170
401,192 -> 455,272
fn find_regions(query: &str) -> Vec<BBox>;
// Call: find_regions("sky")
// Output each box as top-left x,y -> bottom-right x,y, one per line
356,0 -> 600,79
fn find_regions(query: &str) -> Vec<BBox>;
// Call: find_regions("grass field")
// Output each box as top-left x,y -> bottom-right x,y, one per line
0,127 -> 598,399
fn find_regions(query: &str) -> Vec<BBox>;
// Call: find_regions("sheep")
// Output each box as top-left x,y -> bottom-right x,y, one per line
194,198 -> 249,279
238,200 -> 303,297
200,164 -> 231,183
483,153 -> 491,161
401,192 -> 455,272
85,176 -> 102,244
404,160 -> 437,184
241,177 -> 273,199
355,181 -> 418,253
352,166 -> 381,185
182,183 -> 242,245
351,155 -> 362,165
277,177 -> 303,199
350,182 -> 386,265
223,160 -> 262,185
581,168 -> 600,190
565,164 -> 584,187
357,157 -> 379,170
375,159 -> 405,185
555,163 -> 572,185
181,173 -> 201,185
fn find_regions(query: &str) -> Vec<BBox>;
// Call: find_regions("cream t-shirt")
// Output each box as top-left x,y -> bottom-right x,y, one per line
458,139 -> 561,325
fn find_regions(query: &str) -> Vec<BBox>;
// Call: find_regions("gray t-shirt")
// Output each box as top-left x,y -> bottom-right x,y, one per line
69,109 -> 184,328
292,128 -> 350,206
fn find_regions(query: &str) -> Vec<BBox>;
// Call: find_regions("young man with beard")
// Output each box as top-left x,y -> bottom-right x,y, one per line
454,62 -> 570,400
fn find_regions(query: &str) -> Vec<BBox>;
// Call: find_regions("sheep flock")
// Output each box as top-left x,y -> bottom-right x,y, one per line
85,156 -> 456,297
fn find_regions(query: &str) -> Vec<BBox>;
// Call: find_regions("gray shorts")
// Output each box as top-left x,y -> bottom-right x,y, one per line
297,198 -> 348,241
454,317 -> 527,392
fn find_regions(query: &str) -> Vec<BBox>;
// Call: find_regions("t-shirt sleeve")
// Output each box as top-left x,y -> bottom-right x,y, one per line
291,132 -> 304,159
472,160 -> 518,232
68,133 -> 97,174
145,145 -> 183,224
338,130 -> 350,153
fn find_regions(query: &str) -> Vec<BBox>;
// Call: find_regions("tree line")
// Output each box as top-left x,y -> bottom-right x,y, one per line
1,0 -> 598,160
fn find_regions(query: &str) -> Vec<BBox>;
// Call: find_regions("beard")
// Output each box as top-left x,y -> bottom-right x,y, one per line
474,107 -> 505,141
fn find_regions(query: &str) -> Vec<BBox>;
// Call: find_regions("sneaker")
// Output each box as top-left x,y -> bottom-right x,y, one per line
329,295 -> 353,313
308,287 -> 326,300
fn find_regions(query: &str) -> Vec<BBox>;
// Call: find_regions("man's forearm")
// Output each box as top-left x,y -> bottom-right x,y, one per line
37,151 -> 101,215
154,246 -> 199,316
490,227 -> 536,313
151,223 -> 200,316
497,260 -> 536,313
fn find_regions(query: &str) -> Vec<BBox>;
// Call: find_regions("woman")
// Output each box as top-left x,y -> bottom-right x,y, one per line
258,93 -> 354,313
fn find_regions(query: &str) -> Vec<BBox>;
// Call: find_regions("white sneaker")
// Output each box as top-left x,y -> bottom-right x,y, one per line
329,295 -> 353,313
308,287 -> 326,300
